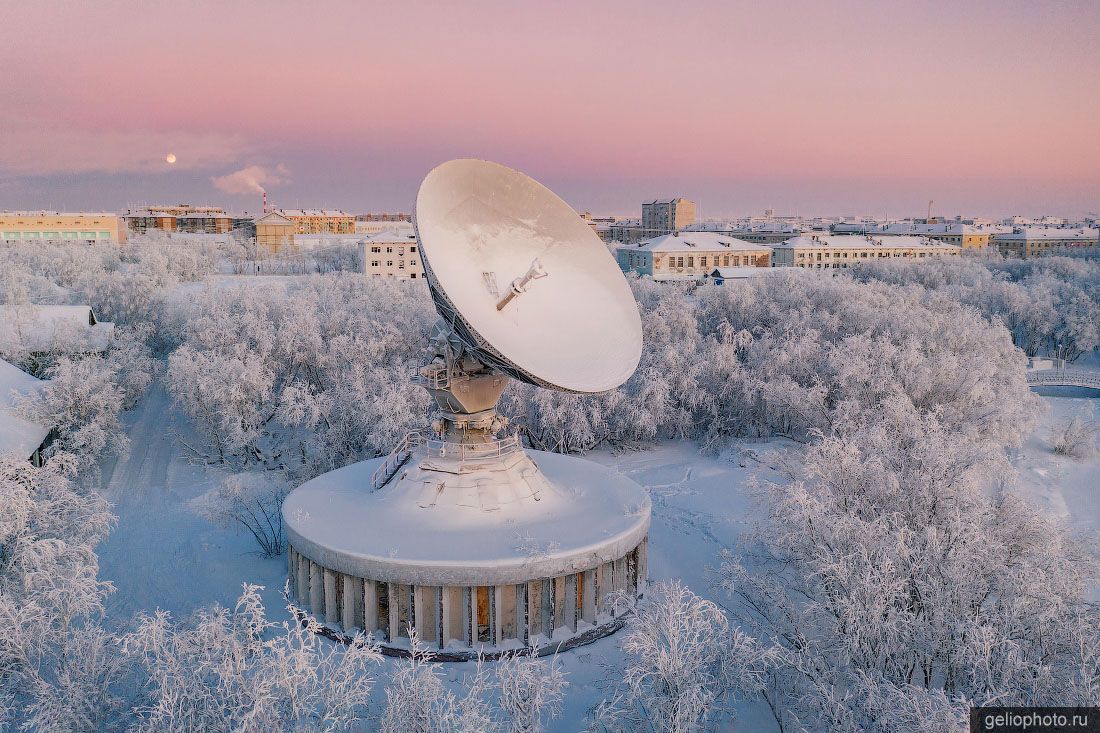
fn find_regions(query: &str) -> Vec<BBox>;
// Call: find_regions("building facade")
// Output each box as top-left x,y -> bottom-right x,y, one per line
254,211 -> 296,252
275,209 -> 356,235
0,212 -> 121,244
991,228 -> 1099,259
771,235 -> 961,269
123,204 -> 235,235
641,198 -> 696,236
617,232 -> 771,280
360,226 -> 424,279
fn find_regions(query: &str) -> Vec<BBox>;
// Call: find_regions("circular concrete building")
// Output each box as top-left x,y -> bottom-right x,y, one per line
283,159 -> 650,658
284,433 -> 649,657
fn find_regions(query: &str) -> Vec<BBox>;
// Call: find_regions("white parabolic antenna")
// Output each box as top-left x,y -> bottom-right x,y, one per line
415,159 -> 642,393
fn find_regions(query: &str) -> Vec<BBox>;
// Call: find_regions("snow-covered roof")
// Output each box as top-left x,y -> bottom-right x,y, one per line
993,228 -> 1098,241
275,209 -> 353,218
0,358 -> 50,460
627,232 -> 771,253
360,226 -> 417,244
0,304 -> 115,354
254,211 -> 294,225
774,235 -> 960,250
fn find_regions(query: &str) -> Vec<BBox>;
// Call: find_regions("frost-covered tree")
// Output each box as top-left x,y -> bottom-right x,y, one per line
0,453 -> 122,732
589,581 -> 773,733
123,584 -> 382,733
720,399 -> 1100,732
193,472 -> 290,556
15,355 -> 128,472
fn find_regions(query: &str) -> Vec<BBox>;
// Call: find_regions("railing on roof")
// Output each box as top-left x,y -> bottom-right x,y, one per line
369,431 -> 524,492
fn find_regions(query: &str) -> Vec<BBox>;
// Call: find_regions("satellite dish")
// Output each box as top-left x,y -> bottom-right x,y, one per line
415,159 -> 642,393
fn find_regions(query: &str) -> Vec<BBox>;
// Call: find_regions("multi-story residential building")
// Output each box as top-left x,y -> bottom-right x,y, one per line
123,204 -> 235,235
642,198 -> 696,236
360,226 -> 424,279
0,212 -> 121,244
355,213 -> 413,235
274,209 -> 355,235
991,228 -> 1099,259
877,222 -> 992,250
616,232 -> 771,280
771,235 -> 961,269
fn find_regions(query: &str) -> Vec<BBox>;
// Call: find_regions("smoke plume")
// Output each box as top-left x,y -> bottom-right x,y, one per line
211,164 -> 290,195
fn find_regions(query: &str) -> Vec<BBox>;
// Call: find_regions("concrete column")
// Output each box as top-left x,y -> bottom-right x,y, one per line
493,585 -> 503,646
287,547 -> 295,585
468,587 -> 479,647
342,574 -> 362,631
388,583 -> 400,642
363,580 -> 379,636
324,568 -> 338,625
552,576 -> 567,633
637,537 -> 648,597
516,583 -> 528,646
595,561 -> 609,617
412,586 -> 424,642
542,578 -> 554,639
581,568 -> 596,625
296,552 -> 309,605
309,561 -> 323,617
564,575 -> 578,632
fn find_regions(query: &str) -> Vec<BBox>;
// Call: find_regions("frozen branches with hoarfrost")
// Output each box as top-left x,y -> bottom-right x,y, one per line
123,584 -> 382,733
589,581 -> 773,733
0,453 -> 121,732
720,399 -> 1100,731
1050,406 -> 1099,460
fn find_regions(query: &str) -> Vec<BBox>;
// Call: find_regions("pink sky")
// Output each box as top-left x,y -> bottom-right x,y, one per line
2,0 -> 1098,217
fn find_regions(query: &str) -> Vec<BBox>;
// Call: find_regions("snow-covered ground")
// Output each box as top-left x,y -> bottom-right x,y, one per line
95,382 -> 1100,731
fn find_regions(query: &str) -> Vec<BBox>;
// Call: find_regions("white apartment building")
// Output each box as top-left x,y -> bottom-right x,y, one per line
360,226 -> 424,279
771,235 -> 961,269
617,232 -> 771,280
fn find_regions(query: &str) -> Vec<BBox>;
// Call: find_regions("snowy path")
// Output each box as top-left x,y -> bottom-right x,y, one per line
97,382 -> 286,626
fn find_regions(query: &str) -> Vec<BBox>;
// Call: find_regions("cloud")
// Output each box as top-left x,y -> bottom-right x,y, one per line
211,164 -> 291,195
0,113 -> 248,176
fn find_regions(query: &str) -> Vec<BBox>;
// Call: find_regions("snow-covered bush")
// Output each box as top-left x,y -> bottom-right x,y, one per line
193,472 -> 290,557
1050,407 -> 1099,460
123,584 -> 382,733
105,322 -> 159,408
379,631 -> 495,733
0,453 -> 123,732
720,399 -> 1100,731
496,650 -> 568,733
589,581 -> 773,733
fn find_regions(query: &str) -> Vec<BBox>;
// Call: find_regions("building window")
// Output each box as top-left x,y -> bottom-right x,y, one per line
371,246 -> 381,253
386,261 -> 393,267
371,260 -> 380,267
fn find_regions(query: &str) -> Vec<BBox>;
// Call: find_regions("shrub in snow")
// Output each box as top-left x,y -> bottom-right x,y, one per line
123,584 -> 382,733
379,630 -> 495,733
0,453 -> 123,732
1050,407 -> 1099,460
589,581 -> 773,733
720,399 -> 1100,731
496,649 -> 568,733
193,472 -> 290,557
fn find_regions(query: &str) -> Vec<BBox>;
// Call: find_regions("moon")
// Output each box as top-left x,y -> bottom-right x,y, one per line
165,153 -> 177,164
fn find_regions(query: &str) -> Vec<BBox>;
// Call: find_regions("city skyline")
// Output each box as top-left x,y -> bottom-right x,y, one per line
3,0 -> 1099,218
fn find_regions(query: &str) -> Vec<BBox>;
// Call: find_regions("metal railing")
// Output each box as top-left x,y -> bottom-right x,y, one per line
369,431 -> 523,492
1026,368 -> 1100,390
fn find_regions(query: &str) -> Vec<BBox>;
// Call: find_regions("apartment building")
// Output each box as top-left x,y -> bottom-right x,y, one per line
123,204 -> 235,235
360,226 -> 424,279
275,209 -> 355,235
0,212 -> 121,244
878,222 -> 992,250
771,235 -> 961,269
991,228 -> 1099,259
617,232 -> 771,280
642,198 -> 696,235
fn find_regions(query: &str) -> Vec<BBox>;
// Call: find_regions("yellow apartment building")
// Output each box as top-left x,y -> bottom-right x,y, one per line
771,235 -> 961,269
991,228 -> 1098,259
0,212 -> 121,244
274,209 -> 355,235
